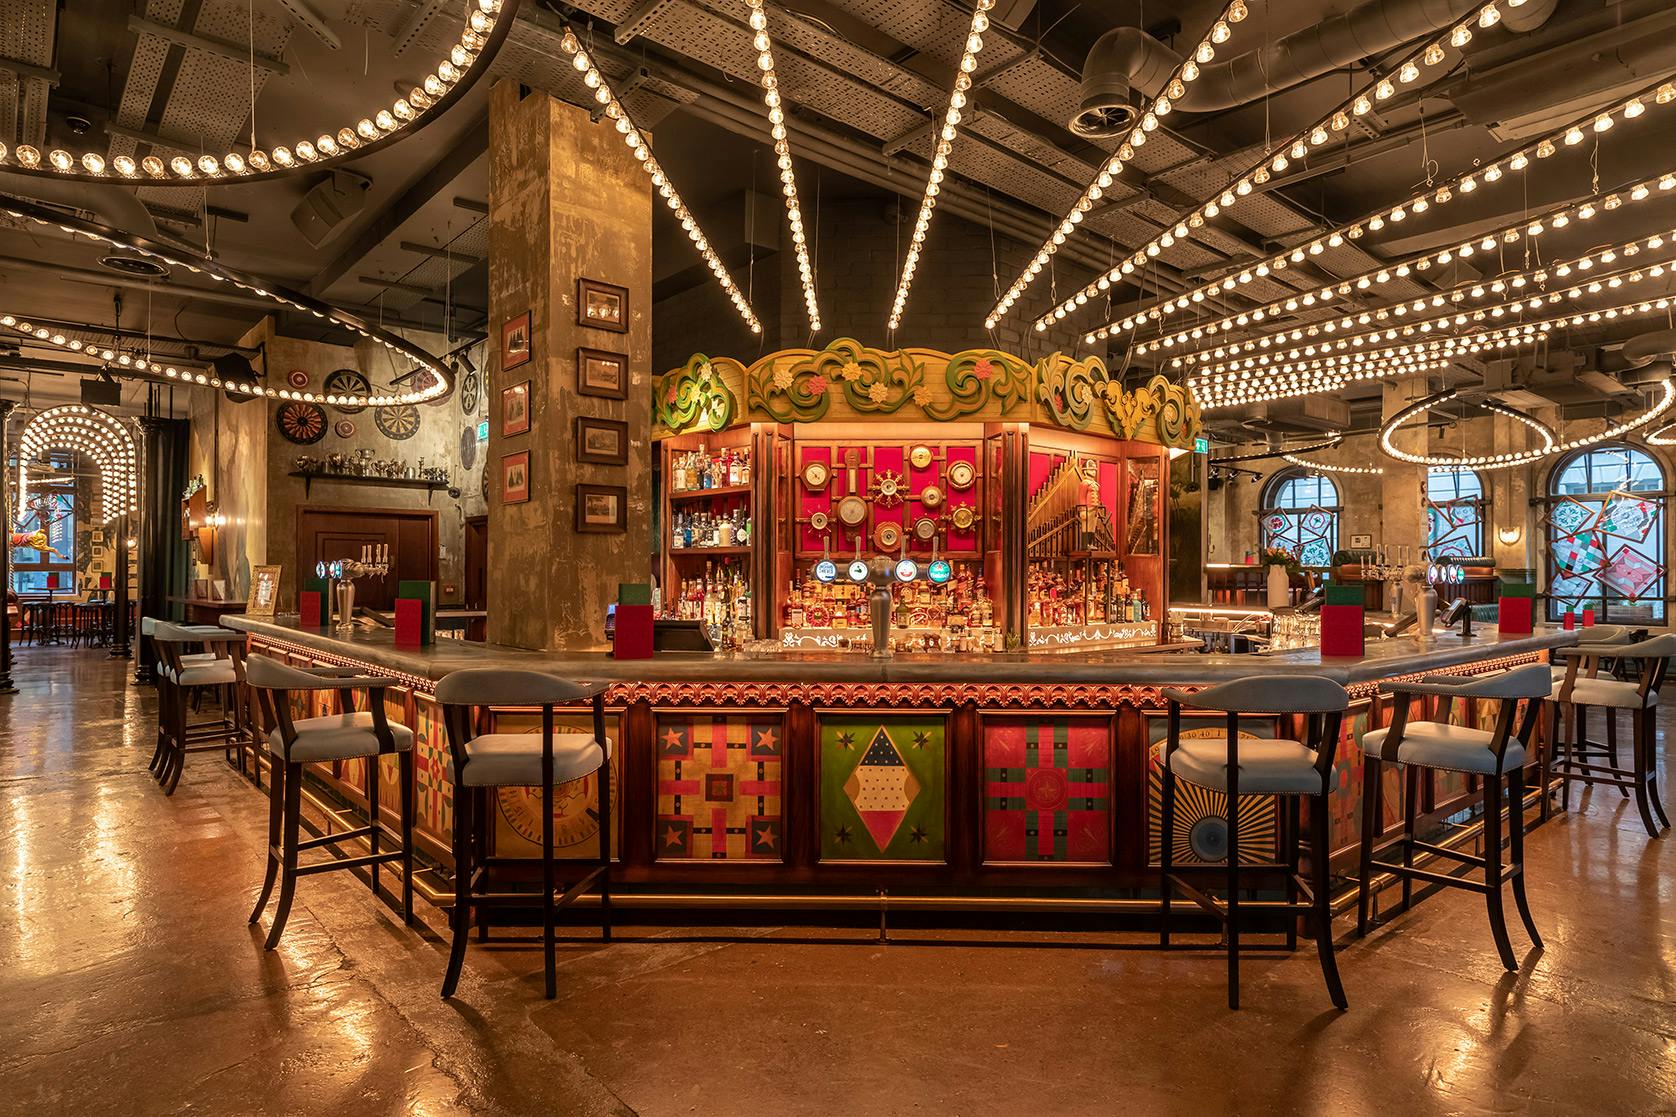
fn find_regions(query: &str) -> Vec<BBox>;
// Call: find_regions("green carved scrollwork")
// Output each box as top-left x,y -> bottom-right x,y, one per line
1036,353 -> 1100,431
747,355 -> 833,423
924,349 -> 1029,421
658,354 -> 737,433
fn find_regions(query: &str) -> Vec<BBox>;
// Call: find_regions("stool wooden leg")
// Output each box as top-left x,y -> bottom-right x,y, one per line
1400,764 -> 1420,915
475,788 -> 491,942
249,759 -> 284,924
1357,755 -> 1380,937
367,756 -> 381,901
1482,771 -> 1516,970
399,751 -> 415,927
1310,791 -> 1347,1009
265,762 -> 303,950
1560,703 -> 1577,812
1283,800 -> 1299,952
441,777 -> 472,999
1225,780 -> 1240,1011
542,777 -> 557,1000
149,676 -> 169,774
162,689 -> 186,796
598,757 -> 612,942
1632,709 -> 1661,837
1604,708 -> 1627,796
1507,765 -> 1541,949
1159,755 -> 1175,947
1538,702 -> 1555,822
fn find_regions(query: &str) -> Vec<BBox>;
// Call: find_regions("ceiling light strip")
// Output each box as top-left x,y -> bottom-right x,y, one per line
1183,252 -> 1676,375
1380,380 -> 1676,470
0,320 -> 208,381
746,0 -> 820,332
1028,0 -> 1510,333
559,30 -> 762,335
0,0 -> 519,184
1094,74 -> 1676,344
886,0 -> 996,332
0,196 -> 453,407
1209,430 -> 1342,465
1280,453 -> 1385,474
980,0 -> 1249,329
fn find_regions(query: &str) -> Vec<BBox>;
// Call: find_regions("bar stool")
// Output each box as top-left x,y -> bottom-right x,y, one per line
1538,625 -> 1634,819
149,620 -> 246,795
244,655 -> 415,949
1355,664 -> 1551,970
436,669 -> 612,1000
1159,675 -> 1349,1011
1549,633 -> 1675,838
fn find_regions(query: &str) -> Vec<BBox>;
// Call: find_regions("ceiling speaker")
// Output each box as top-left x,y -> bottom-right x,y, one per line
290,171 -> 371,248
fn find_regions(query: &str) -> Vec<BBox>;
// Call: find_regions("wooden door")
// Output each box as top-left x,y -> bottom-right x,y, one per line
296,507 -> 438,610
464,515 -> 488,609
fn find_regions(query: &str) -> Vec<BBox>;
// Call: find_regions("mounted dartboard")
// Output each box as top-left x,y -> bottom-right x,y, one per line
458,424 -> 477,470
460,369 -> 480,415
323,368 -> 371,414
275,401 -> 327,445
375,403 -> 421,440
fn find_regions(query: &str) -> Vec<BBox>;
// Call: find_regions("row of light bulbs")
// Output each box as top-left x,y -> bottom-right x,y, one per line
980,0 -> 1249,329
0,196 -> 453,407
1379,380 -> 1676,470
16,405 -> 139,524
1186,251 -> 1676,379
1097,76 -> 1676,345
0,0 -> 508,183
1280,453 -> 1385,474
1208,431 -> 1343,465
886,0 -> 996,331
559,30 -> 762,334
746,0 -> 821,332
1028,0 -> 1519,334
1140,175 -> 1676,361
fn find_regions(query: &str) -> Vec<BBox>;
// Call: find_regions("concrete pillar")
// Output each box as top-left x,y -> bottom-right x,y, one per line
1381,376 -> 1429,568
486,81 -> 653,651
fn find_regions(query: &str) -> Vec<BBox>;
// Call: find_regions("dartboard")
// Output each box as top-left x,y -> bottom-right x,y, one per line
458,424 -> 477,470
323,368 -> 371,414
375,403 -> 421,440
275,401 -> 327,445
460,369 -> 480,415
1146,740 -> 1277,866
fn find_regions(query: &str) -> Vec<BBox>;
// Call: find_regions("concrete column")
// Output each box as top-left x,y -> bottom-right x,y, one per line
486,81 -> 653,651
1381,376 -> 1429,568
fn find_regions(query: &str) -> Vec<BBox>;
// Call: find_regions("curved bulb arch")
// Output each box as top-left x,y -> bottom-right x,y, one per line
17,405 -> 139,524
1378,385 -> 1676,471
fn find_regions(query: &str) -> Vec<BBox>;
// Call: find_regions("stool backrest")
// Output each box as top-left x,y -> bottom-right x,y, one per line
1164,674 -> 1349,797
245,653 -> 331,691
434,668 -> 608,783
245,654 -> 401,757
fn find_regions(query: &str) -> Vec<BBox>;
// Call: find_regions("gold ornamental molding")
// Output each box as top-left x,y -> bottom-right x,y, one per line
653,337 -> 1202,450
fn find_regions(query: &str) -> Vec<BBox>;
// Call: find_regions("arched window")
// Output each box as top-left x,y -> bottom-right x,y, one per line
1426,467 -> 1486,559
1259,468 -> 1340,567
1545,445 -> 1666,622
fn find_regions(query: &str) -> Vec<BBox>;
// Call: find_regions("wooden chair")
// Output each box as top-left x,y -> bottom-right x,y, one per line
1549,633 -> 1675,838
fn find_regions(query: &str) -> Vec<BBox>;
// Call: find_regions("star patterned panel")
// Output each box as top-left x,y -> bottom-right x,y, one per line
820,716 -> 946,862
655,715 -> 785,861
982,718 -> 1112,864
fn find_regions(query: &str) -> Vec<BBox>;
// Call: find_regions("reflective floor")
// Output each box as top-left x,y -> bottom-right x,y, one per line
3,648 -> 1673,1116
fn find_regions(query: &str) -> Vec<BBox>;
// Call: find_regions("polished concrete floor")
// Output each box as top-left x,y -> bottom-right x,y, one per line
3,648 -> 1674,1116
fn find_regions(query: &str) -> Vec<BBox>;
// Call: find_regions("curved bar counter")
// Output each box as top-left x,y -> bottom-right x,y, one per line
226,613 -> 1575,915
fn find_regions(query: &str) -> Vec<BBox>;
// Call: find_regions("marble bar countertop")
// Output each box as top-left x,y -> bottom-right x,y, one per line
223,614 -> 1577,688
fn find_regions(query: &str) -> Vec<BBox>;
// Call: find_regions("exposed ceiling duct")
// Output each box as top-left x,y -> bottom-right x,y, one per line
1072,0 -> 1489,134
0,171 -> 199,254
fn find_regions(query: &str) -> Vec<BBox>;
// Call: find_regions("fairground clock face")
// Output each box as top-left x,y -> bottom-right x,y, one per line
494,762 -> 619,851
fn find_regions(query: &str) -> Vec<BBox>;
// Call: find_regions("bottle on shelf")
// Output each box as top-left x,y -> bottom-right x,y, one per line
670,445 -> 752,494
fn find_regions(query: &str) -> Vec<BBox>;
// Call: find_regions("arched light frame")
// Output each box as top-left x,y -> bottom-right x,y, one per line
1378,384 -> 1676,470
17,405 -> 139,524
0,0 -> 519,185
0,194 -> 452,407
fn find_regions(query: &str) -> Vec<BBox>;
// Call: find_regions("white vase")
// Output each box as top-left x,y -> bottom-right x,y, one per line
1267,564 -> 1291,609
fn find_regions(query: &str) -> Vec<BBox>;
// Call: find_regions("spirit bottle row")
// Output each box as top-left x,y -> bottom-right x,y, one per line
660,559 -> 752,631
1027,562 -> 1150,626
671,508 -> 753,549
780,566 -> 996,632
670,446 -> 751,493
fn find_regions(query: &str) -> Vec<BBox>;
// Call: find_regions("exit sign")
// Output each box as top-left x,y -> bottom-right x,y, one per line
476,420 -> 489,442
1193,436 -> 1209,454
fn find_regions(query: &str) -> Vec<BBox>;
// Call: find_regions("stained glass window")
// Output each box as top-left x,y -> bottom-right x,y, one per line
1259,468 -> 1339,567
9,455 -> 76,594
1426,467 -> 1485,559
1544,445 -> 1665,622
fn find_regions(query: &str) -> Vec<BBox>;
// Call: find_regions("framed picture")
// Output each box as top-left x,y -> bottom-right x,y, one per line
575,483 -> 627,533
248,565 -> 283,616
502,380 -> 531,437
502,451 -> 531,504
578,278 -> 628,333
575,416 -> 629,465
501,311 -> 532,371
577,347 -> 629,400
1349,533 -> 1373,549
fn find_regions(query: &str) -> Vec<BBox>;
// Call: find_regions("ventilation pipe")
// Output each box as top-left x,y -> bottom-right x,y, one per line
0,171 -> 199,253
1074,0 -> 1512,134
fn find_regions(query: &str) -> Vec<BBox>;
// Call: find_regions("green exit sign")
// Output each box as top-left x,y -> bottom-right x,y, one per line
1193,436 -> 1209,454
476,420 -> 489,442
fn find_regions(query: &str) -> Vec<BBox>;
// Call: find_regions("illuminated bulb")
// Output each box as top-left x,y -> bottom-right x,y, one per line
1479,4 -> 1501,27
375,110 -> 397,131
1195,41 -> 1215,63
1452,24 -> 1472,47
1399,61 -> 1419,83
170,156 -> 194,176
80,152 -> 105,174
1376,79 -> 1395,100
295,140 -> 317,161
113,155 -> 136,176
1563,126 -> 1584,145
1211,20 -> 1231,43
1424,42 -> 1446,66
48,149 -> 72,170
272,146 -> 293,166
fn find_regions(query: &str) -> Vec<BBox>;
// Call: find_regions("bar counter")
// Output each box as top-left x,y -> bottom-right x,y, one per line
224,613 -> 1576,913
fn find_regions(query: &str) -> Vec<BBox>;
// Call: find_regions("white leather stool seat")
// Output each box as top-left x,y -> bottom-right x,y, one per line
269,711 -> 414,762
1361,722 -> 1526,775
1169,737 -> 1337,795
165,659 -> 238,687
448,733 -> 612,787
1558,676 -> 1655,709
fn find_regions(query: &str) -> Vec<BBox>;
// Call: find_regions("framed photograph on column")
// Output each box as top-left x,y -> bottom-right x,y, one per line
502,380 -> 531,436
575,483 -> 627,533
501,451 -> 531,505
575,416 -> 629,465
501,311 -> 532,370
577,347 -> 628,400
577,278 -> 628,332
